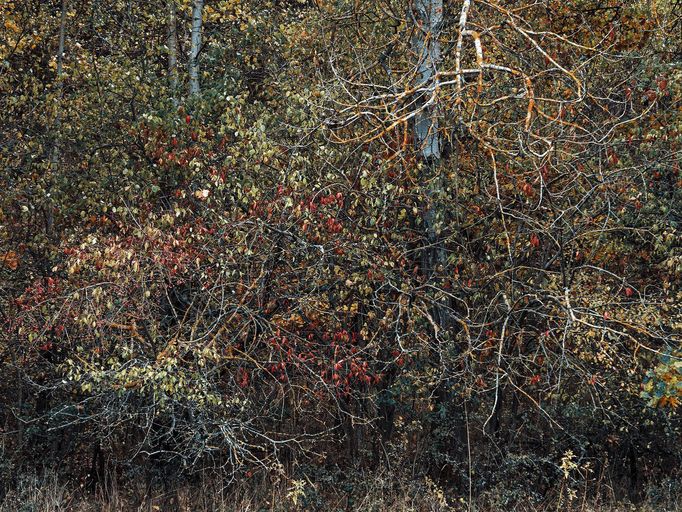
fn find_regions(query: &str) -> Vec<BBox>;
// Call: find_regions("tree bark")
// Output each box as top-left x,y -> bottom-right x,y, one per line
188,0 -> 203,96
412,0 -> 442,161
46,0 -> 67,239
412,0 -> 448,326
167,0 -> 179,105
413,2 -> 466,472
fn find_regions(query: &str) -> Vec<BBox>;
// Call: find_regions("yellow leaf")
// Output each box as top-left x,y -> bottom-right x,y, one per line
4,19 -> 19,33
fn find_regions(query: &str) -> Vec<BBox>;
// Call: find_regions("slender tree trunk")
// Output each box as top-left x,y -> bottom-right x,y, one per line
47,0 -> 67,239
412,0 -> 448,325
188,0 -> 203,96
167,0 -> 179,105
56,0 -> 67,88
412,2 -> 466,475
413,0 -> 442,161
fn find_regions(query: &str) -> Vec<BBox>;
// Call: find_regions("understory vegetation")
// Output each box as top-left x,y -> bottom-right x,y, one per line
0,0 -> 680,510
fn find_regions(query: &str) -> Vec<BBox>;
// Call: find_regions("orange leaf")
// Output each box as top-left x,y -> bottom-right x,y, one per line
1,250 -> 19,270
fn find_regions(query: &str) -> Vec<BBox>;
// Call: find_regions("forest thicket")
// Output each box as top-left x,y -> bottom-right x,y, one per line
0,1 -> 681,510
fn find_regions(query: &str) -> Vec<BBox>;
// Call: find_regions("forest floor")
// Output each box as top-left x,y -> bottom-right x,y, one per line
1,470 -> 679,512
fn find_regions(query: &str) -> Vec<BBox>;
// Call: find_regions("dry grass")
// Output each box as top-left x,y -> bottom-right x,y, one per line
0,470 -> 678,512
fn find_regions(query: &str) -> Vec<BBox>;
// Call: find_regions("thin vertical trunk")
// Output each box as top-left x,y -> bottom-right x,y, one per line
56,1 -> 67,77
167,0 -> 179,105
413,3 -> 466,470
413,0 -> 442,161
188,0 -> 203,96
412,0 -> 447,322
47,0 -> 67,239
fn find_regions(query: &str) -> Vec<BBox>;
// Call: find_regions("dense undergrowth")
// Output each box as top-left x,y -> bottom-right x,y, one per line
0,0 -> 680,510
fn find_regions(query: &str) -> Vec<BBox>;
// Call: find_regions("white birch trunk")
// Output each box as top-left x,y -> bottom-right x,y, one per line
188,0 -> 203,96
168,0 -> 179,105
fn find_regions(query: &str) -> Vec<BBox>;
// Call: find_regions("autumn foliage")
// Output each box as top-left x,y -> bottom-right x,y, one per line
0,0 -> 680,510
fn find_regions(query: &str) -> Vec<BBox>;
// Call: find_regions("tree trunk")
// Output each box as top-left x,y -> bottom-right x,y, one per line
412,0 -> 448,325
188,0 -> 203,96
47,0 -> 67,239
412,0 -> 442,161
413,2 -> 466,476
167,0 -> 179,105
